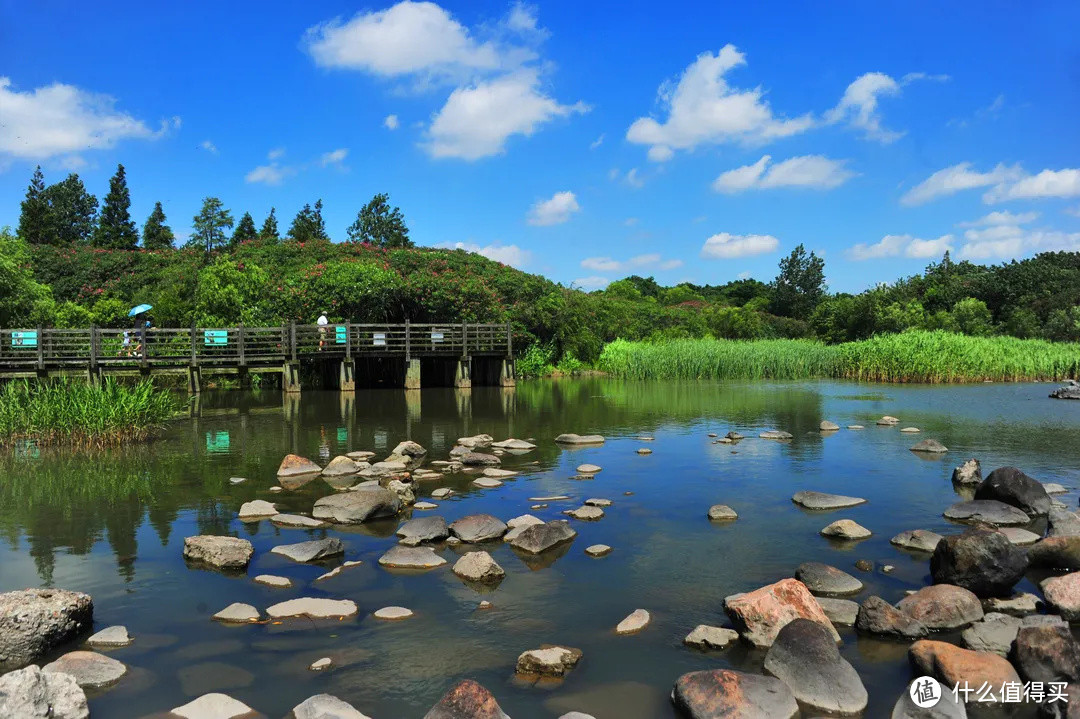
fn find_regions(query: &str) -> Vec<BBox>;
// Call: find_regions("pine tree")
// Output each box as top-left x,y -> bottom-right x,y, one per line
40,174 -> 98,246
93,164 -> 139,249
286,199 -> 329,243
142,202 -> 175,250
17,166 -> 48,244
188,197 -> 234,254
231,212 -> 257,246
347,192 -> 412,247
259,207 -> 279,243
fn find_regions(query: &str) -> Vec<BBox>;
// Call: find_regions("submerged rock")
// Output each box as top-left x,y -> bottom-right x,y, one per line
759,430 -> 793,440
672,668 -> 798,719
423,679 -> 510,719
0,665 -> 88,719
0,588 -> 93,671
930,526 -> 1029,597
763,619 -> 868,715
792,491 -> 867,510
975,466 -> 1051,517
724,578 -> 840,648
877,415 -> 900,425
183,536 -> 253,570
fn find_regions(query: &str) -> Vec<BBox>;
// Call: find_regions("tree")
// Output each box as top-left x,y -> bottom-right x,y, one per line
287,199 -> 329,243
17,166 -> 48,244
346,193 -> 412,247
770,243 -> 826,320
231,212 -> 257,246
40,174 -> 98,245
142,202 -> 175,250
0,229 -> 53,325
188,197 -> 234,254
93,164 -> 139,249
259,207 -> 279,242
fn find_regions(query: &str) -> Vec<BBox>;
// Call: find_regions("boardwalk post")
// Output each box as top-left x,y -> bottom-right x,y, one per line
88,325 -> 100,385
455,321 -> 471,389
339,320 -> 355,392
190,320 -> 197,365
405,320 -> 411,362
283,321 -> 300,394
238,323 -> 246,366
36,325 -> 44,372
289,321 -> 297,362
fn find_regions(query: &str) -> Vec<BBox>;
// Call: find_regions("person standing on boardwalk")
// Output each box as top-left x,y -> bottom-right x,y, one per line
317,311 -> 329,350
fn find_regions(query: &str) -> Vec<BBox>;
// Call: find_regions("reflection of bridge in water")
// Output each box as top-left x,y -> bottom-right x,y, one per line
0,322 -> 516,392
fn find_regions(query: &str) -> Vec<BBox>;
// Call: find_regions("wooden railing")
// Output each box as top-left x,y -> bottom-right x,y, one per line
0,322 -> 512,371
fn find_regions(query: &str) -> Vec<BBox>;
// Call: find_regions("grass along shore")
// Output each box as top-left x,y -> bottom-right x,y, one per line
597,330 -> 1080,383
0,379 -> 182,448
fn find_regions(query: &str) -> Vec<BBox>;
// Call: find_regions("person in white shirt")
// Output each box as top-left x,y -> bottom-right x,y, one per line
317,311 -> 329,350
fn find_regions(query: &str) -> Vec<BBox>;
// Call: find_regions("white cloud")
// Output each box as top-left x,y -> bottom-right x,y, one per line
957,210 -> 1038,227
625,168 -> 644,188
958,225 -> 1080,260
824,72 -> 903,142
244,163 -> 293,186
700,232 -> 780,259
580,253 -> 682,273
320,148 -> 348,166
384,114 -> 400,130
526,190 -> 580,226
589,134 -> 604,149
200,140 -> 218,154
626,45 -> 814,161
439,241 -> 530,267
573,276 -> 610,290
267,147 -> 285,160
0,76 -> 172,162
712,154 -> 854,193
847,233 -> 954,260
737,271 -> 752,280
424,70 -> 587,159
984,168 -> 1080,202
900,162 -> 1021,206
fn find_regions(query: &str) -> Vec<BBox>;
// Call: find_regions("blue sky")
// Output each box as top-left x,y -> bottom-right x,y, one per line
1,0 -> 1078,292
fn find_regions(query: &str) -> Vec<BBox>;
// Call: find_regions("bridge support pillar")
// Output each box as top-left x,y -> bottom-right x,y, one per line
237,367 -> 251,390
339,360 -> 355,392
405,358 -> 421,390
187,366 -> 201,394
86,366 -> 102,387
454,357 -> 472,389
283,362 -> 301,394
499,358 -> 516,387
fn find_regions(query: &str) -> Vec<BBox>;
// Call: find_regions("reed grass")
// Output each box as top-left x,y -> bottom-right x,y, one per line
597,331 -> 1080,383
0,378 -> 182,448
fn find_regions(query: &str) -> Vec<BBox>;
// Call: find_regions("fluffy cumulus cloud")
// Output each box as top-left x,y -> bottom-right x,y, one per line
958,225 -> 1080,260
712,154 -> 855,193
526,190 -> 580,226
438,241 -> 530,267
847,234 -> 954,260
0,76 -> 175,164
902,162 -> 1080,205
245,163 -> 293,186
626,45 -> 814,161
700,232 -> 780,259
957,210 -> 1039,227
824,73 -> 901,142
384,114 -> 400,130
580,253 -> 682,273
424,70 -> 587,159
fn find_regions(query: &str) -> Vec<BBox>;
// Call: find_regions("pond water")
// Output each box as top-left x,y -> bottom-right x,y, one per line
1,379 -> 1079,718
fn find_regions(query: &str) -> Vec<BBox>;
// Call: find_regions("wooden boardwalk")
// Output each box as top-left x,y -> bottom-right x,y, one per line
0,322 -> 515,392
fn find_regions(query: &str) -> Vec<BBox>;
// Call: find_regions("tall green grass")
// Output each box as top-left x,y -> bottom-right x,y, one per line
597,331 -> 1080,383
0,379 -> 182,448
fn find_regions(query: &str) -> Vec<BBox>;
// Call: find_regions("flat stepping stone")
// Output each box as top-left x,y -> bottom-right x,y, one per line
86,625 -> 131,647
795,562 -> 864,595
792,491 -> 867,510
876,416 -> 900,425
396,516 -> 449,544
413,501 -> 439,509
684,624 -> 739,649
565,505 -> 604,520
431,488 -> 455,498
815,597 -> 859,626
212,603 -> 260,623
530,495 -> 571,501
890,529 -> 944,553
576,464 -> 602,474
292,695 -> 371,719
238,500 -> 277,520
492,438 -> 537,450
760,430 -> 793,440
373,606 -> 413,620
847,425 -> 864,430
266,597 -> 358,619
43,650 -> 126,688
450,514 -> 508,542
228,477 -> 247,485
171,693 -> 254,719
316,560 -> 363,581
820,421 -> 840,431
1044,482 -> 1068,494
270,538 -> 344,562
944,500 -> 1030,526
616,609 -> 650,634
999,527 -> 1041,545
708,504 -> 738,521
585,544 -> 612,557
270,514 -> 329,529
347,450 -> 376,460
472,477 -> 503,488
820,519 -> 872,540
637,436 -> 655,441
584,498 -> 612,507
308,657 -> 332,671
900,427 -> 921,433
555,434 -> 605,445
254,574 -> 292,588
637,448 -> 653,454
378,546 -> 447,569
483,468 -> 518,478
515,645 -> 583,679
269,486 -> 283,492
910,438 -> 948,453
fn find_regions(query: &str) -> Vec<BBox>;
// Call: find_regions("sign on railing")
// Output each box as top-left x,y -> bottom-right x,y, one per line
335,326 -> 347,344
372,332 -> 386,347
204,330 -> 228,346
11,331 -> 37,347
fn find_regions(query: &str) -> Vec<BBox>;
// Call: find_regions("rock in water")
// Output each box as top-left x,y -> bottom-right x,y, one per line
877,416 -> 900,425
396,516 -> 450,544
890,684 -> 968,718
792,490 -> 867,510
961,613 -> 1022,656
42,651 -> 126,688
171,693 -> 254,719
86,626 -> 130,648
452,552 -> 505,583
1012,622 -> 1080,683
237,500 -> 277,520
292,694 -> 372,719
1041,572 -> 1080,620
820,519 -> 872,539
554,433 -> 605,445
724,578 -> 840,648
0,588 -> 93,671
456,434 -> 494,449
943,500 -> 1030,526
683,625 -> 739,649
672,669 -> 799,719
576,464 -> 602,474
460,452 -> 500,466
759,430 -> 793,440
378,546 -> 447,570
372,606 -> 413,620
820,420 -> 840,431
278,454 -> 322,477
897,585 -> 984,630
891,529 -> 944,553
515,645 -> 582,678
615,609 -> 650,634
449,514 -> 508,542
952,458 -> 982,485
855,596 -> 928,639
211,603 -> 260,623
763,619 -> 868,715
423,679 -> 510,719
1050,384 -> 1080,399
910,439 -> 948,453
974,466 -> 1051,517
312,488 -> 401,524
1028,536 -> 1080,570
707,505 -> 738,521
322,455 -> 361,477
930,526 -> 1029,597
491,438 -> 536,450
270,538 -> 344,563
508,521 -> 577,554
0,665 -> 88,719
1048,507 -> 1080,538
816,597 -> 860,626
266,598 -> 358,620
183,536 -> 253,570
909,639 -> 1020,703
795,562 -> 864,596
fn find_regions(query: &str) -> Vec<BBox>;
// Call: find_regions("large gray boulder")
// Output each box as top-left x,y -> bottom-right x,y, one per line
792,491 -> 867,510
0,665 -> 88,719
312,488 -> 401,524
1048,507 -> 1080,537
290,693 -> 372,719
960,613 -> 1022,656
423,679 -> 510,719
930,526 -> 1029,597
974,466 -> 1051,517
506,520 -> 577,554
449,514 -> 508,542
795,562 -> 864,596
943,500 -> 1030,526
0,589 -> 93,671
1012,622 -> 1080,684
42,651 -> 126,688
763,619 -> 868,715
855,596 -> 928,640
891,684 -> 968,718
183,535 -> 253,570
897,585 -> 984,630
891,529 -> 945,553
270,538 -> 344,563
460,452 -> 500,467
1028,536 -> 1080,570
672,668 -> 799,719
396,516 -> 450,545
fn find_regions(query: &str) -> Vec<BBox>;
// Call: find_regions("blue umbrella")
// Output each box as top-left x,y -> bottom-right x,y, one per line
128,304 -> 153,317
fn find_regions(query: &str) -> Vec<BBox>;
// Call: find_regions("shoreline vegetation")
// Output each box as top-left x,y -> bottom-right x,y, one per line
0,379 -> 182,448
597,331 -> 1080,383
